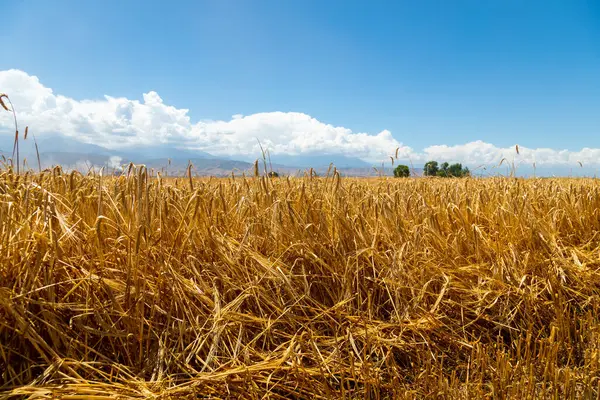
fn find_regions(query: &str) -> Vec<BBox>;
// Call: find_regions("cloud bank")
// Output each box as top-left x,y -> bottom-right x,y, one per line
1,69 -> 599,167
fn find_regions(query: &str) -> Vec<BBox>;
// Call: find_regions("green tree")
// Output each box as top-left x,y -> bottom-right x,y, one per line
436,162 -> 449,177
447,163 -> 463,177
393,164 -> 410,177
425,160 -> 470,178
424,161 -> 439,176
268,171 -> 279,178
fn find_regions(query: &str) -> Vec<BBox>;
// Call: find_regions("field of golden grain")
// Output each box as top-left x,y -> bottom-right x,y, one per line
1,167 -> 600,399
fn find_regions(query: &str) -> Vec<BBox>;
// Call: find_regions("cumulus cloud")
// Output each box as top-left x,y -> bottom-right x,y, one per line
0,69 -> 405,161
0,69 -> 598,167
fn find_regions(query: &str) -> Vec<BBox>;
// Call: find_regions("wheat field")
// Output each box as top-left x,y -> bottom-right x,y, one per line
0,164 -> 599,399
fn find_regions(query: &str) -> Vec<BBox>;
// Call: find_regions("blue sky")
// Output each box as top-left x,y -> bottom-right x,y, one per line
1,0 -> 600,168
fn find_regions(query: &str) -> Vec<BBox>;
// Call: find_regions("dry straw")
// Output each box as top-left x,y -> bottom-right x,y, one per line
1,99 -> 600,399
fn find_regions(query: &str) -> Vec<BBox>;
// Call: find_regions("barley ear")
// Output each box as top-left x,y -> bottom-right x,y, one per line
253,159 -> 259,177
0,94 -> 10,111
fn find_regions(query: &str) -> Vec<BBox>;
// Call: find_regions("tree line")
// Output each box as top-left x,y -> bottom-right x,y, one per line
393,161 -> 470,178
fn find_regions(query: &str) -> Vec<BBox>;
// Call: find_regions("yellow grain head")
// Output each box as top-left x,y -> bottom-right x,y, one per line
0,93 -> 10,111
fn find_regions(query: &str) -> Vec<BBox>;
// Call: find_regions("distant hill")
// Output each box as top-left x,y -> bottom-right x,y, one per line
119,145 -> 216,161
267,154 -> 372,169
143,158 -> 254,176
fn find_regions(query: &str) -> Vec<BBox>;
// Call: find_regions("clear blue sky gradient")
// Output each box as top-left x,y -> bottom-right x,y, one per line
1,0 -> 599,151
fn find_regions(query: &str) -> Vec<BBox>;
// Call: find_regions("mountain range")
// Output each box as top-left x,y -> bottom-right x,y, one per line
1,134 -> 597,178
0,133 -> 384,177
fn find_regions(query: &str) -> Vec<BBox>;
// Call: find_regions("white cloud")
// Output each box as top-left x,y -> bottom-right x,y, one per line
108,155 -> 123,170
0,69 -> 405,161
421,141 -> 600,167
0,69 -> 599,167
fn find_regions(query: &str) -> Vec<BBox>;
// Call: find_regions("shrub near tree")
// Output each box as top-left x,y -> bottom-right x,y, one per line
393,164 -> 410,177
